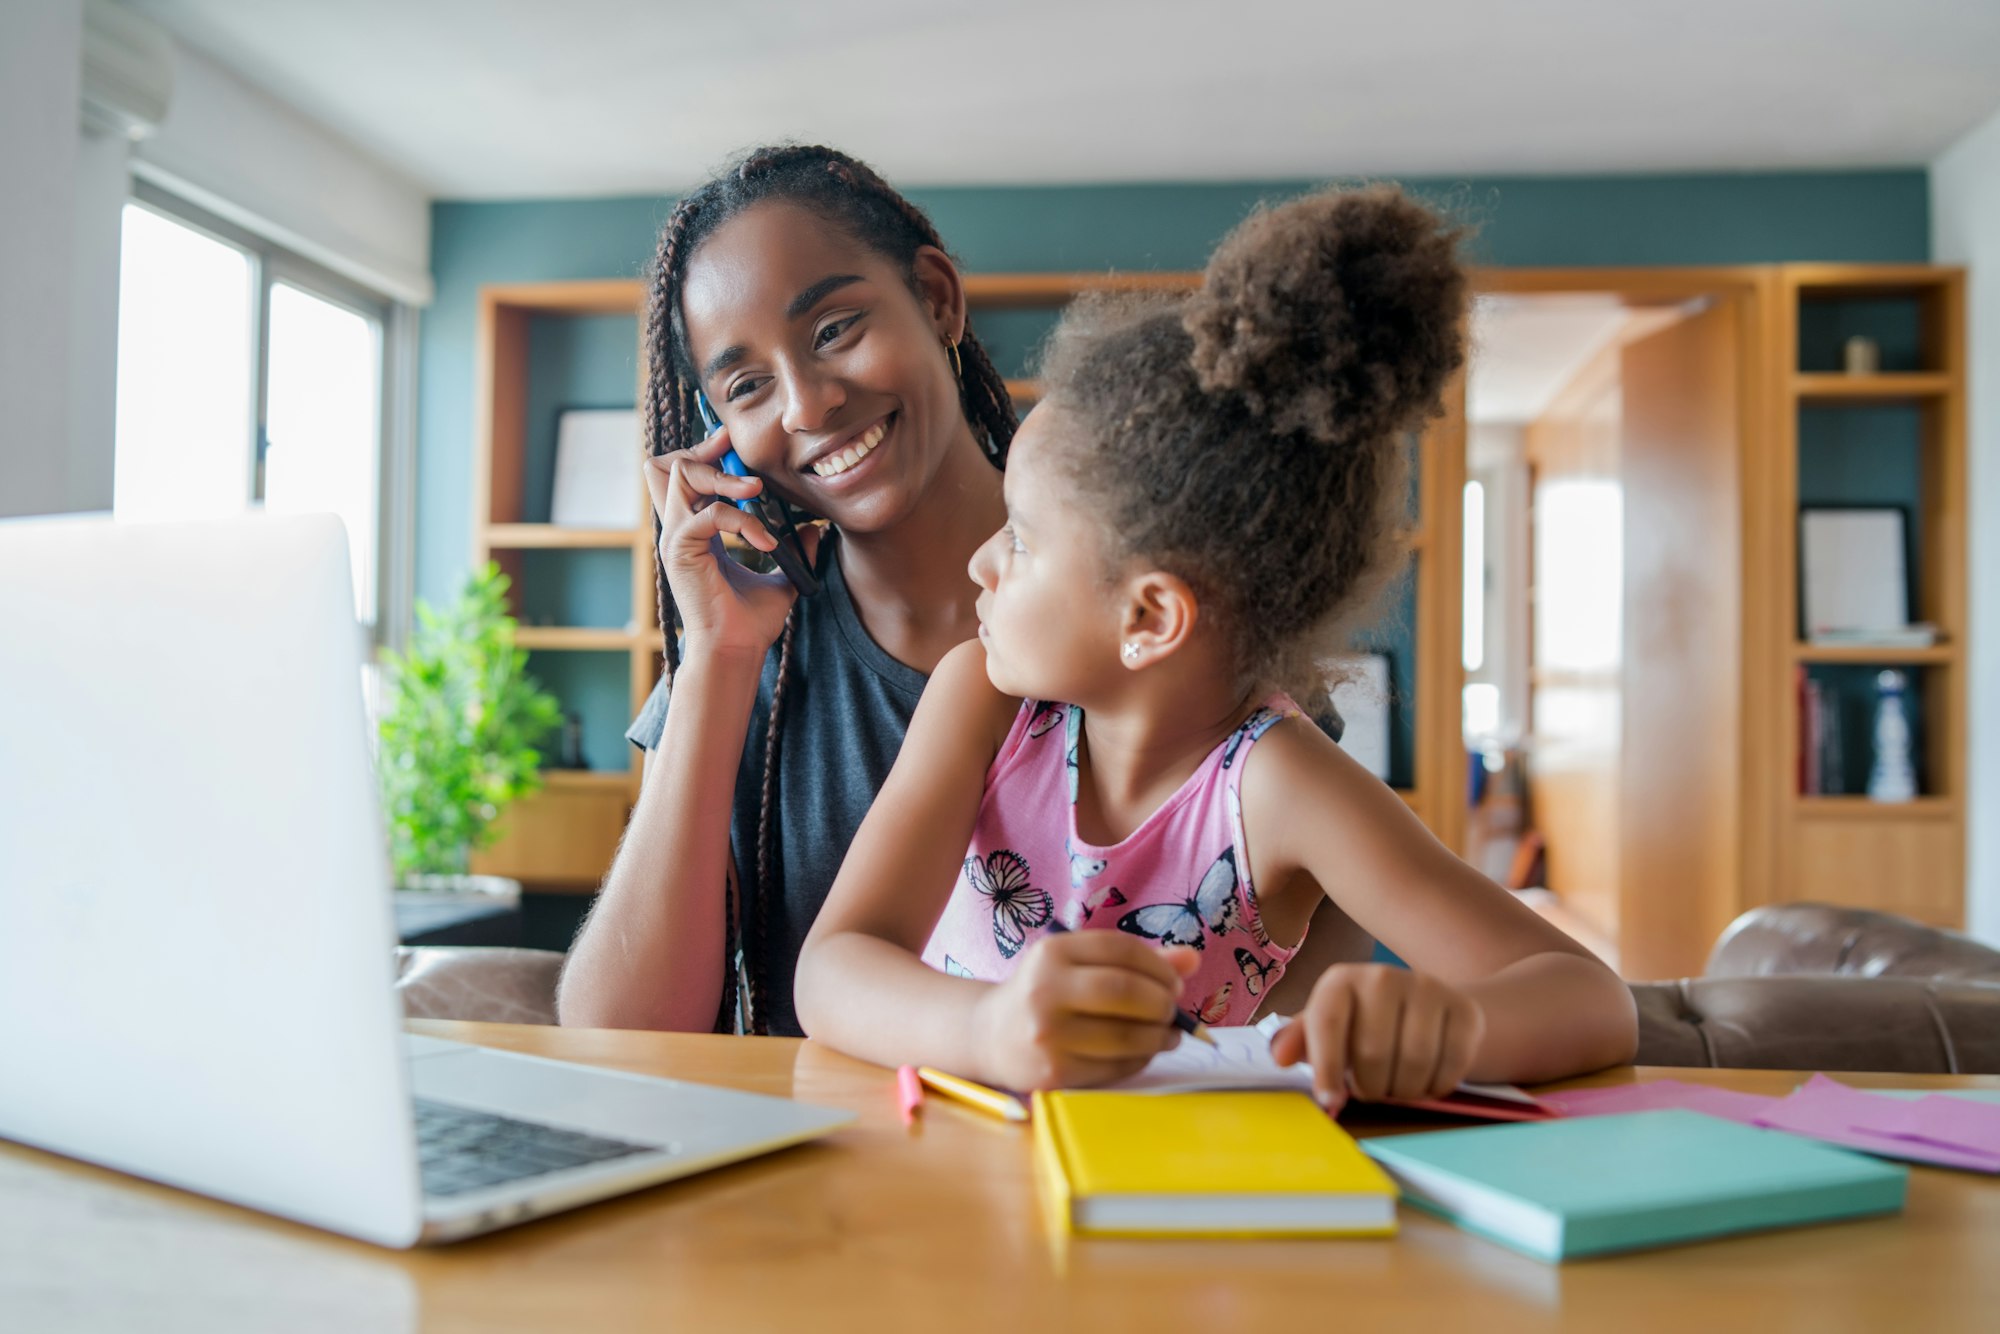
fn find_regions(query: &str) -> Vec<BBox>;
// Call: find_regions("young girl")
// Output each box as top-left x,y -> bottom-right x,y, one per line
796,186 -> 1638,1107
559,145 -> 1017,1036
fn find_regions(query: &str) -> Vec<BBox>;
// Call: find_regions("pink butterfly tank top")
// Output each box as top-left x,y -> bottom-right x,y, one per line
920,695 -> 1305,1027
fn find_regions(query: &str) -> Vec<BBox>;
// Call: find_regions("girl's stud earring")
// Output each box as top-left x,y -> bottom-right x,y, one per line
1121,642 -> 1140,663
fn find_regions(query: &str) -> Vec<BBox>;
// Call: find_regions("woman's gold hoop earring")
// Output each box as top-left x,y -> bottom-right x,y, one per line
945,336 -> 963,381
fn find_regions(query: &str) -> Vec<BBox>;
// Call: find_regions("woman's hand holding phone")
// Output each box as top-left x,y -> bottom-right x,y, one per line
642,423 -> 821,666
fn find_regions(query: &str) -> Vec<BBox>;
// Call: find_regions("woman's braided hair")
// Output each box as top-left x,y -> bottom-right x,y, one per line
642,144 -> 1016,1034
1035,184 -> 1468,706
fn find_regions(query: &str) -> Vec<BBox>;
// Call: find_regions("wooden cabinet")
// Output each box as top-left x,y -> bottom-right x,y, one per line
1771,266 -> 1968,927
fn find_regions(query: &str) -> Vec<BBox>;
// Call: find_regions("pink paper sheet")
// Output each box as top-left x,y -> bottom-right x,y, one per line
1751,1076 -> 2000,1173
1847,1085 -> 2000,1158
1543,1075 -> 2000,1173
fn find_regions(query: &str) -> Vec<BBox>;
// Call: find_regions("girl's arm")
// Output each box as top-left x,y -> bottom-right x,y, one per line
796,641 -> 1189,1088
1246,719 -> 1638,1101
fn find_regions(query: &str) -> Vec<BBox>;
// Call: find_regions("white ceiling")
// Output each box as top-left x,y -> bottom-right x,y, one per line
126,0 -> 2000,199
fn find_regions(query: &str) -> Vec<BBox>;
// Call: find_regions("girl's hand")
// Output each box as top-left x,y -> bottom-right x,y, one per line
1268,964 -> 1486,1113
642,424 -> 822,665
971,931 -> 1199,1091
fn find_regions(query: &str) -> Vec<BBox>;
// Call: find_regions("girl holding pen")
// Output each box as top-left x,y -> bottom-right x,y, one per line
796,187 -> 1637,1107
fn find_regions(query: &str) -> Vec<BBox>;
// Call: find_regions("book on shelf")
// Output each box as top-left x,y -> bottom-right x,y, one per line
1797,669 -> 1850,797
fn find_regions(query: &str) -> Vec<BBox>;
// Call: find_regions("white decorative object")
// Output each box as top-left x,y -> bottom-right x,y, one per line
1799,507 -> 1908,638
1866,670 -> 1917,803
1330,654 -> 1392,782
1842,335 -> 1881,376
550,408 -> 641,528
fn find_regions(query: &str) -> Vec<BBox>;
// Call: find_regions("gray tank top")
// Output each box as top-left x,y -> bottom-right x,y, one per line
625,536 -> 926,1037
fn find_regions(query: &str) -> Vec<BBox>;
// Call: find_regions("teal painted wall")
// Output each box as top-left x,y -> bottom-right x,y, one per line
421,170 -> 1929,773
419,169 -> 1930,605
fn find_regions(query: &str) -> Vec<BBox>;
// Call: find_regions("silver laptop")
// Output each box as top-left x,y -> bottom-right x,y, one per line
0,511 -> 852,1247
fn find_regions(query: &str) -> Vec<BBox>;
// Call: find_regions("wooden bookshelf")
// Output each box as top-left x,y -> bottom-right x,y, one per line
468,281 -> 650,892
1771,265 -> 1967,927
487,523 -> 645,549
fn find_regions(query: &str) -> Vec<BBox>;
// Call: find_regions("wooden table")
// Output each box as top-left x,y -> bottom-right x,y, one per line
4,1023 -> 1996,1332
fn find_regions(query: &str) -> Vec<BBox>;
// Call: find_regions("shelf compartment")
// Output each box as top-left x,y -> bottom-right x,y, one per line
1781,816 -> 1963,928
1791,795 -> 1958,821
1793,373 -> 1951,402
487,524 -> 642,549
541,768 -> 638,793
516,627 -> 637,650
1792,643 -> 1950,666
469,780 -> 632,890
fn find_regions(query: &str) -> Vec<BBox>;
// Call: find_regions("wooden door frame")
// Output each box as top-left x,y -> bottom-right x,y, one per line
1458,267 -> 1779,944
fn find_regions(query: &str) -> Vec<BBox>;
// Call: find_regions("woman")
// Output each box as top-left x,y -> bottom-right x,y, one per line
558,145 -> 1016,1035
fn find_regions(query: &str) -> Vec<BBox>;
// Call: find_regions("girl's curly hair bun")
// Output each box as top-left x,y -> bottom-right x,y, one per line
1183,184 -> 1467,447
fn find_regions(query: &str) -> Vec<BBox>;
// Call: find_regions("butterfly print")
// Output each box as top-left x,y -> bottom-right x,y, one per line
1234,946 -> 1278,998
1220,707 -> 1281,769
1116,848 -> 1243,950
963,849 -> 1053,959
1068,850 -> 1108,886
1026,701 -> 1065,739
1193,983 -> 1234,1026
1079,883 -> 1128,923
1064,704 -> 1082,802
943,955 -> 975,979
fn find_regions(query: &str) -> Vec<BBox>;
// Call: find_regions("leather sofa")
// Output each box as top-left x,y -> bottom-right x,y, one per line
395,903 -> 2000,1074
1630,903 -> 2000,1074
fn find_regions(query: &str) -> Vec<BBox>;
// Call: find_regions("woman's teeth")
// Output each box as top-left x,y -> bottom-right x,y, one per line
811,421 -> 886,477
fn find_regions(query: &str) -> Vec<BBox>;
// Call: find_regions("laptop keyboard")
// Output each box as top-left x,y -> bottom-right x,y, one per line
413,1098 -> 656,1199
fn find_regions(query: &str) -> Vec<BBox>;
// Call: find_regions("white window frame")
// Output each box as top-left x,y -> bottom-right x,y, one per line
124,180 -> 417,649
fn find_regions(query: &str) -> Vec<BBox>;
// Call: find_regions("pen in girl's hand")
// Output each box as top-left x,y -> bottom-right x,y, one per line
1044,919 -> 1217,1047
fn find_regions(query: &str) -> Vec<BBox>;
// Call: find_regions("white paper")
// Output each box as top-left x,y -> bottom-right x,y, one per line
1330,654 -> 1392,781
1105,1014 -> 1537,1106
550,408 -> 641,528
1800,509 -> 1908,635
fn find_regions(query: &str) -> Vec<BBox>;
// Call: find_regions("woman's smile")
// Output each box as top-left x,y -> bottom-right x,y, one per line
802,411 -> 895,489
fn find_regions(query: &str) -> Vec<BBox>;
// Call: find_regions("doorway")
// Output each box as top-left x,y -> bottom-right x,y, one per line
1460,271 -> 1767,979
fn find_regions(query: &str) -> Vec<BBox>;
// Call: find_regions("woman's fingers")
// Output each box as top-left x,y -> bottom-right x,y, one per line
645,453 -> 762,525
675,493 -> 778,554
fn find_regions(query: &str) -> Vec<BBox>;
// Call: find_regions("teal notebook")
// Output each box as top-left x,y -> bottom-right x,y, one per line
1361,1109 -> 1908,1262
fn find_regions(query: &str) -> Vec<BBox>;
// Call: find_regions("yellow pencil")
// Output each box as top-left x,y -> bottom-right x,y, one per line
915,1066 -> 1031,1123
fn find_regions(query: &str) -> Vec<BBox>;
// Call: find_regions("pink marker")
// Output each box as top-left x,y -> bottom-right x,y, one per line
896,1064 -> 924,1127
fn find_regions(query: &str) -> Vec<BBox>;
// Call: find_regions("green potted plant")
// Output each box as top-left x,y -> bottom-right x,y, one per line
376,561 -> 563,901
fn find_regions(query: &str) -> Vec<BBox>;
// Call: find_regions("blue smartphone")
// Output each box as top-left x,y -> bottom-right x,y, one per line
696,391 -> 821,596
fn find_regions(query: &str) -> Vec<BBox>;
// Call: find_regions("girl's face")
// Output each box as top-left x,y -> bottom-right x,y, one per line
968,406 -> 1126,701
679,202 -> 972,533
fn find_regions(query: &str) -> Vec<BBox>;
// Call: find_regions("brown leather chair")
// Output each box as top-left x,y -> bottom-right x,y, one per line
1631,904 -> 2000,1074
396,945 -> 562,1027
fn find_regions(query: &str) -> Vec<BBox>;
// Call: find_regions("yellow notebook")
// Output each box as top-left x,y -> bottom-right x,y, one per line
1031,1090 -> 1398,1237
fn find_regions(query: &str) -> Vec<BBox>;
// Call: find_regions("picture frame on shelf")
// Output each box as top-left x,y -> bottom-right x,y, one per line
1798,505 -> 1910,641
550,407 -> 641,528
1329,653 -> 1392,783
